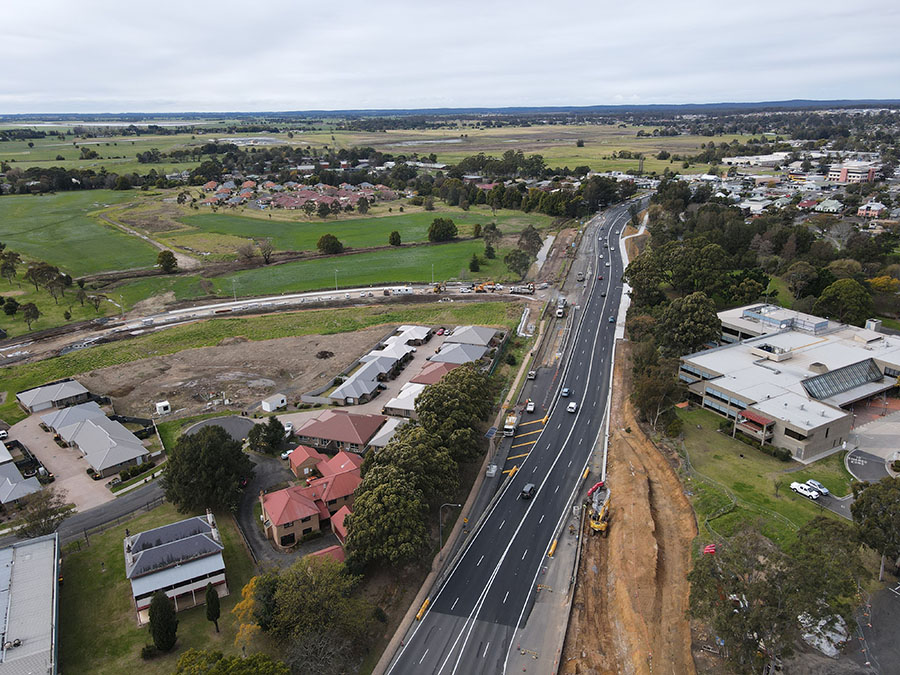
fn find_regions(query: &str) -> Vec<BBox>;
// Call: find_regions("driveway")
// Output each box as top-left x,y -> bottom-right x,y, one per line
849,410 -> 900,482
235,451 -> 340,569
8,412 -> 114,511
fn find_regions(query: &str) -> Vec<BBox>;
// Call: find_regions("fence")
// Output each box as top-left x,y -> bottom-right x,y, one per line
63,495 -> 166,549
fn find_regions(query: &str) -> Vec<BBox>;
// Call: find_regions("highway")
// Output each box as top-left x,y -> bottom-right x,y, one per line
386,199 -> 643,675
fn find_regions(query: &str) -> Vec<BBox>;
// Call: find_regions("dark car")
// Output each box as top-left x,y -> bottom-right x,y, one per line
521,483 -> 536,500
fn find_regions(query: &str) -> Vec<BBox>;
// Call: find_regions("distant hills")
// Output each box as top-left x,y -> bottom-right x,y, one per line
2,99 -> 900,121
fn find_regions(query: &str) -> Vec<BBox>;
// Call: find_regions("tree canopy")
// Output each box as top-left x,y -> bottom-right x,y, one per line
162,425 -> 253,512
173,649 -> 288,675
247,416 -> 285,455
156,250 -> 178,273
317,233 -> 344,254
17,488 -> 74,538
852,477 -> 900,578
428,217 -> 458,242
657,291 -> 721,356
812,278 -> 873,326
149,591 -> 178,651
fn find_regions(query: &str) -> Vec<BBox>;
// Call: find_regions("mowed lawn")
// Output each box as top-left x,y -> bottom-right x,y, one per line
0,191 -> 158,276
214,240 -> 512,296
58,502 -> 259,675
678,408 -> 853,548
175,207 -> 551,253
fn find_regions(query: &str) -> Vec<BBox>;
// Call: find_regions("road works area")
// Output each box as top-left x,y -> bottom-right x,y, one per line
562,342 -> 697,675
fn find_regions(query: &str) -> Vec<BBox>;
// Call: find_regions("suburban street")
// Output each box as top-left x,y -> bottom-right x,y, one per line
386,199 -> 642,674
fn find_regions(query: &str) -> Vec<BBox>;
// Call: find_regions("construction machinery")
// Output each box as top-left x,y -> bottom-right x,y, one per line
509,283 -> 535,295
587,480 -> 610,536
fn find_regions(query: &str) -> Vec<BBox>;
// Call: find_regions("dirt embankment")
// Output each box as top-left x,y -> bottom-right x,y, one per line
562,342 -> 697,675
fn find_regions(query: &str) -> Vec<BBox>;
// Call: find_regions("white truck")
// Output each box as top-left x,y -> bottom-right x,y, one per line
503,413 -> 519,437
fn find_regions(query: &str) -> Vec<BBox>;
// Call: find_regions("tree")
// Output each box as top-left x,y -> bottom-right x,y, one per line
852,477 -> 900,580
88,294 -> 105,312
481,222 -> 501,247
469,253 -> 480,272
18,488 -> 74,538
236,242 -> 256,262
388,230 -> 401,246
785,261 -> 818,297
423,196 -> 435,211
259,239 -> 274,264
631,366 -> 682,429
23,262 -> 57,292
517,225 -> 543,257
484,244 -> 496,259
174,649 -> 288,675
75,287 -> 87,306
149,591 -> 178,651
113,175 -> 131,190
504,249 -> 532,279
3,297 -> 19,316
21,302 -> 40,330
473,223 -> 482,238
428,217 -> 458,242
372,424 -> 459,507
156,250 -> 178,273
317,201 -> 332,219
357,197 -> 369,214
813,278 -> 873,326
731,278 -> 764,305
317,233 -> 344,255
345,464 -> 429,570
689,528 -> 804,673
247,416 -> 284,455
205,583 -> 220,632
657,292 -> 720,356
0,250 -> 20,284
162,425 -> 254,512
629,203 -> 641,228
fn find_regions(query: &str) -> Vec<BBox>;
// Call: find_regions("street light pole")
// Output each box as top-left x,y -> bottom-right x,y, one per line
334,269 -> 338,291
432,263 -> 434,285
439,503 -> 462,560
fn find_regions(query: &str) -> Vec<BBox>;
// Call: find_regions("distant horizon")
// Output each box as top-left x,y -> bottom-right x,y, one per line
3,98 -> 900,119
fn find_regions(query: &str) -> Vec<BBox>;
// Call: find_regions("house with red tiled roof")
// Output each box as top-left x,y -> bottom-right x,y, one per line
798,198 -> 818,210
295,410 -> 387,454
240,180 -> 256,189
331,505 -> 351,545
309,545 -> 346,563
288,445 -> 327,478
202,180 -> 218,192
260,450 -> 362,549
410,361 -> 459,386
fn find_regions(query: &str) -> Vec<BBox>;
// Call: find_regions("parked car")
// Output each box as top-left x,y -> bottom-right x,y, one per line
525,399 -> 535,413
561,387 -> 571,397
280,448 -> 294,460
436,327 -> 445,335
567,402 -> 578,413
0,430 -> 7,440
805,479 -> 830,496
284,421 -> 293,437
521,483 -> 536,500
790,481 -> 820,500
460,287 -> 472,294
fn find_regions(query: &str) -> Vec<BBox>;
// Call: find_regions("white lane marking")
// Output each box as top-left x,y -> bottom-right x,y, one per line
522,550 -> 528,560
503,591 -> 509,604
568,460 -> 572,467
556,423 -> 561,430
554,485 -> 560,494
420,649 -> 429,664
499,520 -> 505,530
477,555 -> 484,566
451,597 -> 459,611
539,514 -> 544,524
532,466 -> 536,473
482,642 -> 490,658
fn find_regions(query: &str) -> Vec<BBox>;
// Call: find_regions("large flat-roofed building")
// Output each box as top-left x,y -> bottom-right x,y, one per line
826,160 -> 877,184
0,533 -> 59,675
681,304 -> 900,462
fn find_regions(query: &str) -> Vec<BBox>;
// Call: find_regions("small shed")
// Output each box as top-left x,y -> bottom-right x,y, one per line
261,394 -> 287,413
155,401 -> 171,416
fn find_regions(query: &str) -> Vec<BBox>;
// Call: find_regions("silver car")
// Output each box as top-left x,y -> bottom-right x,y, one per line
805,479 -> 830,496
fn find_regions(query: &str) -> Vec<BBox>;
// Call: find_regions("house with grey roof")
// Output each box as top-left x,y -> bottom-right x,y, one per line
429,342 -> 488,365
0,442 -> 40,506
124,512 -> 227,623
443,325 -> 498,347
0,533 -> 59,675
16,380 -> 89,413
41,401 -> 105,433
58,416 -> 148,477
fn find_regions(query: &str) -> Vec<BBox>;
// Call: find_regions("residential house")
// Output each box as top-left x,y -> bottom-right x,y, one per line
202,181 -> 218,192
382,382 -> 426,419
57,416 -> 148,477
858,201 -> 887,218
367,417 -> 407,451
261,451 -> 363,549
798,198 -> 818,210
41,400 -> 105,431
410,361 -> 459,385
815,199 -> 844,214
331,505 -> 351,545
294,410 -> 387,454
0,533 -> 59,675
0,441 -> 40,506
443,325 -> 498,347
124,512 -> 227,624
16,380 -> 90,413
289,445 -> 327,478
430,342 -> 488,365
308,545 -> 346,563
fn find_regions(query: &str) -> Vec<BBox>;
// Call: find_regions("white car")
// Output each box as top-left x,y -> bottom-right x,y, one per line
284,421 -> 293,437
790,481 -> 820,500
567,402 -> 578,413
525,399 -> 535,413
280,448 -> 294,460
805,479 -> 830,496
0,430 -> 7,440
460,287 -> 472,294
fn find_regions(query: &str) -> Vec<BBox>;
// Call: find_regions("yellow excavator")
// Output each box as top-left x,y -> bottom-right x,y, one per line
587,481 -> 610,536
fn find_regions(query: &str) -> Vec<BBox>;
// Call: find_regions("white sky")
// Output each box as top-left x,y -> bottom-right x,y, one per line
2,0 -> 899,113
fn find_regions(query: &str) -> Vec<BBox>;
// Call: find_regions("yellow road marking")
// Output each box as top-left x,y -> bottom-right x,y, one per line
507,452 -> 530,460
511,441 -> 536,448
518,418 -> 545,427
502,465 -> 519,476
515,429 -> 543,438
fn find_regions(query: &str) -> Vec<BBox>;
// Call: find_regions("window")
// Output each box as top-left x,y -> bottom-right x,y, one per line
327,499 -> 337,506
282,521 -> 294,528
825,427 -> 829,439
280,533 -> 296,546
301,516 -> 311,522
784,427 -> 807,441
303,527 -> 313,535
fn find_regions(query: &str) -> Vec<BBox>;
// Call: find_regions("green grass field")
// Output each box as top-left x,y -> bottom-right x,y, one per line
0,191 -> 158,276
679,408 -> 851,549
175,207 -> 551,253
0,301 -> 516,425
0,281 -> 121,338
59,502 -> 259,675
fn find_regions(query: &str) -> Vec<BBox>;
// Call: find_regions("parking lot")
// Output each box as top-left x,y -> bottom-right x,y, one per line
7,413 -> 115,511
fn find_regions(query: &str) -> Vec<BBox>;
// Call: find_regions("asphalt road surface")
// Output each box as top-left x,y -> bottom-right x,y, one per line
386,199 -> 644,675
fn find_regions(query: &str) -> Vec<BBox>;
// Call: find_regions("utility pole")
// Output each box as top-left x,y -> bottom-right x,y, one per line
334,269 -> 338,291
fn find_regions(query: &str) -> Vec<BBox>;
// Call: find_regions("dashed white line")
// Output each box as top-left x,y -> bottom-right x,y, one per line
539,515 -> 544,524
482,642 -> 490,658
477,555 -> 484,566
503,591 -> 509,604
420,649 -> 429,664
499,520 -> 505,530
522,550 -> 528,560
568,460 -> 572,467
451,597 -> 459,611
554,485 -> 560,494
